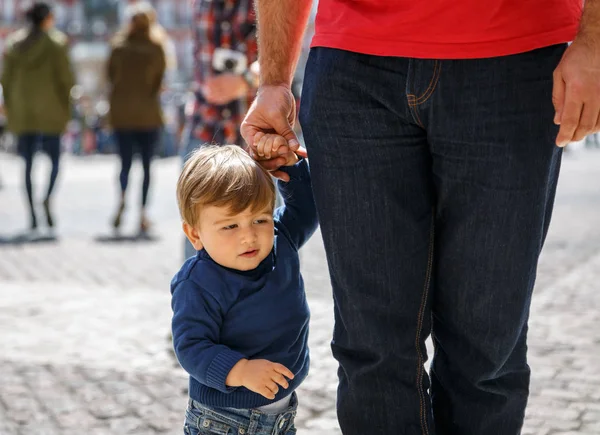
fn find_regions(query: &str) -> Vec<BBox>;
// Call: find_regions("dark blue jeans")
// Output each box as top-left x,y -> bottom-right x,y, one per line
299,44 -> 566,435
114,129 -> 159,207
18,134 -> 61,220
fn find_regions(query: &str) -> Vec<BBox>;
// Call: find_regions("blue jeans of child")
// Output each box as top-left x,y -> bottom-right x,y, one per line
183,393 -> 298,435
299,44 -> 566,435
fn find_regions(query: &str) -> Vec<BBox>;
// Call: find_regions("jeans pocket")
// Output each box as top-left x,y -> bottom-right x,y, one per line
196,415 -> 236,435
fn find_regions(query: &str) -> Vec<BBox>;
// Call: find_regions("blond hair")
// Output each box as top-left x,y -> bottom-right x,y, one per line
113,2 -> 158,45
177,145 -> 276,227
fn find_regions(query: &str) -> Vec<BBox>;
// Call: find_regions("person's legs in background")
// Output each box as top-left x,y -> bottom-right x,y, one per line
138,129 -> 159,233
112,130 -> 134,230
18,134 -> 38,230
40,134 -> 61,228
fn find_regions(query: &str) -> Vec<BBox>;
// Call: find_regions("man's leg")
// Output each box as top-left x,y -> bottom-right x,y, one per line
423,44 -> 567,435
300,48 -> 435,434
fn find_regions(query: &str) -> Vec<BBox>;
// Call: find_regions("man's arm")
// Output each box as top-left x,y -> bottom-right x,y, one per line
255,0 -> 313,87
578,0 -> 600,42
241,0 -> 313,176
553,0 -> 600,146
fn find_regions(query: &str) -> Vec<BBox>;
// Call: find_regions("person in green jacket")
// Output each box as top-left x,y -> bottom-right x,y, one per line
107,2 -> 166,234
0,2 -> 74,231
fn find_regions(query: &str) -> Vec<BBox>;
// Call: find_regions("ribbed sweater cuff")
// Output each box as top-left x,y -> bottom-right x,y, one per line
206,350 -> 246,393
278,158 -> 308,180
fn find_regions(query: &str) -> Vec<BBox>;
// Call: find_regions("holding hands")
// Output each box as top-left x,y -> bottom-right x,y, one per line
248,132 -> 306,180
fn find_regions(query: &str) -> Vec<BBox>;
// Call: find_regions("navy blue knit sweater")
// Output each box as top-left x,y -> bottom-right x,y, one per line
171,159 -> 318,409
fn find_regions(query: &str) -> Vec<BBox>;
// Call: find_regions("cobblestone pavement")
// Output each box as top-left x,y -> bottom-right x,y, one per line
0,149 -> 599,435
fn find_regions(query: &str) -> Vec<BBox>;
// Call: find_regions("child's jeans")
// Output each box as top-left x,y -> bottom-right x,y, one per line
184,393 -> 298,435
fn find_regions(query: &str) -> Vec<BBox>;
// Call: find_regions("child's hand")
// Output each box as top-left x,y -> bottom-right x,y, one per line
226,358 -> 294,400
254,132 -> 299,167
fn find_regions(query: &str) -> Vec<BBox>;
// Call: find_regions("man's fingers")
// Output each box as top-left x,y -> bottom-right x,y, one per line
257,156 -> 287,170
572,103 -> 600,142
271,117 -> 300,151
253,131 -> 265,145
295,146 -> 308,159
273,364 -> 295,380
556,92 -> 583,147
594,110 -> 600,133
552,71 -> 566,125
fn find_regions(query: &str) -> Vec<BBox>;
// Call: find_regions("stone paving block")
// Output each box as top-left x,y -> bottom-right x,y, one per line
107,416 -> 148,433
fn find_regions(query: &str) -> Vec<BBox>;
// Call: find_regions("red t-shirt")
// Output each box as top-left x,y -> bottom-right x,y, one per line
311,0 -> 583,59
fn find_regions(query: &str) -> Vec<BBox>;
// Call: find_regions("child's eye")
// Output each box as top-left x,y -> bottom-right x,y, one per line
254,219 -> 269,225
222,224 -> 237,230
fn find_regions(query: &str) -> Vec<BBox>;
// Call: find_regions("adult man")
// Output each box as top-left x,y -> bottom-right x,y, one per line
242,0 -> 599,433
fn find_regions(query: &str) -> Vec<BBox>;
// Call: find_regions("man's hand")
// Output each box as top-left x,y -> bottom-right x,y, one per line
241,85 -> 306,181
553,36 -> 600,146
225,359 -> 294,400
202,73 -> 248,106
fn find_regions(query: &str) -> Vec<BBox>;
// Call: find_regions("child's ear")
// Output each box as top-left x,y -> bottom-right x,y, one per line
183,222 -> 204,251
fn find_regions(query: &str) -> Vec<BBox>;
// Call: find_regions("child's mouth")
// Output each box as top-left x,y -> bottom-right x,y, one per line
240,249 -> 258,258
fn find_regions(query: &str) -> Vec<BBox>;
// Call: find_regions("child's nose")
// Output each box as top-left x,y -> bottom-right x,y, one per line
241,227 -> 257,243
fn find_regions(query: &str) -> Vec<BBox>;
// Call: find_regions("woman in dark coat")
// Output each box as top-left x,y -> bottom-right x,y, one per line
107,3 -> 166,234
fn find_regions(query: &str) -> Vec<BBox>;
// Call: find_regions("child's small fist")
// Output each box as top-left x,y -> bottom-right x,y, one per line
227,358 -> 294,400
252,133 -> 299,167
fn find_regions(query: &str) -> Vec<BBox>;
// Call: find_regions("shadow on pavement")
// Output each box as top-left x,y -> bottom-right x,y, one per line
94,232 -> 160,243
0,233 -> 59,245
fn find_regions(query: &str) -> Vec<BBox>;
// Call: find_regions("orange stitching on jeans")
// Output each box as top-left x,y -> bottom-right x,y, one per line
413,59 -> 441,104
415,213 -> 434,435
417,61 -> 441,105
407,60 -> 440,105
408,61 -> 441,108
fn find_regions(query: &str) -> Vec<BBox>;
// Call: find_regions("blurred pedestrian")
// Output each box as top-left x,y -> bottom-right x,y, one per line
107,3 -> 166,234
0,2 -> 74,231
181,0 -> 260,259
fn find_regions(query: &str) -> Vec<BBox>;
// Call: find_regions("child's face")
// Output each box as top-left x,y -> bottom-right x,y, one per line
184,204 -> 275,271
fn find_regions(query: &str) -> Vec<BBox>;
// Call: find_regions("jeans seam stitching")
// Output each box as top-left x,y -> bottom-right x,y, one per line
407,60 -> 440,105
408,60 -> 441,106
415,213 -> 434,435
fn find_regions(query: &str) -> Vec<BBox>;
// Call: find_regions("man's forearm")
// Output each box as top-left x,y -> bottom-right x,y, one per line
255,0 -> 313,87
577,0 -> 600,42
